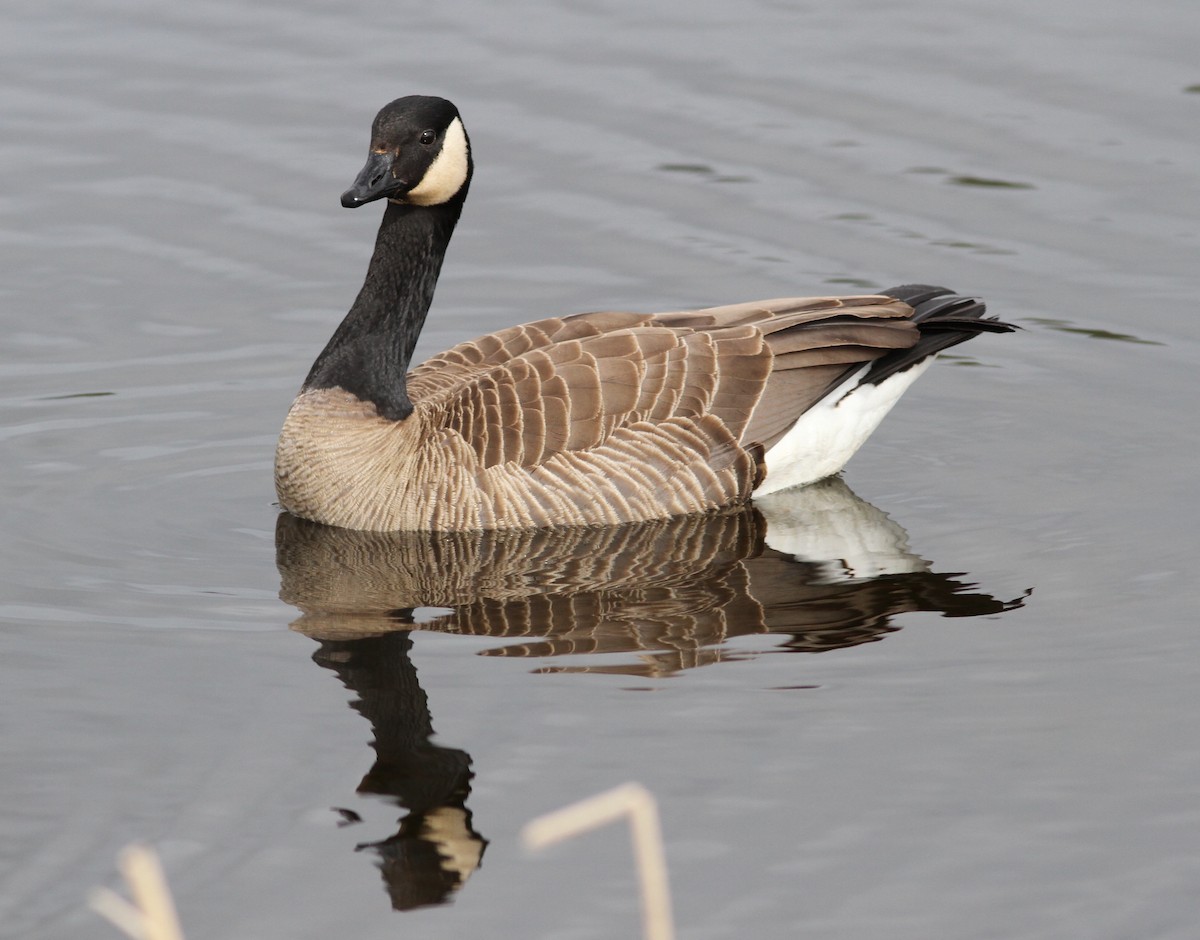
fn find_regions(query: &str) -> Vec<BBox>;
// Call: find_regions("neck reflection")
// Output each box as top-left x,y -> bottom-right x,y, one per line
312,630 -> 486,911
280,477 -> 1026,910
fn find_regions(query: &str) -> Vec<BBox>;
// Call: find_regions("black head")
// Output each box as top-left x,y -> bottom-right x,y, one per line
341,96 -> 472,209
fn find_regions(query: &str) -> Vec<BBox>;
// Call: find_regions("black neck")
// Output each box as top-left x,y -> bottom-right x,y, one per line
303,195 -> 465,420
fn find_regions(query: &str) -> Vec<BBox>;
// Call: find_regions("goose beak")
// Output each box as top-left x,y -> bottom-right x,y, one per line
341,151 -> 399,208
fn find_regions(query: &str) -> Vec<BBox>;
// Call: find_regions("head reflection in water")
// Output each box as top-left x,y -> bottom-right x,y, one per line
313,631 -> 486,911
277,477 -> 1026,912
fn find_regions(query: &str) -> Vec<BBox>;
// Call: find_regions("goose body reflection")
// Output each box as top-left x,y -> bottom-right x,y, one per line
284,479 -> 1025,911
279,478 -> 1023,677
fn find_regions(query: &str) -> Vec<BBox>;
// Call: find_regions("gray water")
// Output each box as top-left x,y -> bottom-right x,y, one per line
3,0 -> 1200,937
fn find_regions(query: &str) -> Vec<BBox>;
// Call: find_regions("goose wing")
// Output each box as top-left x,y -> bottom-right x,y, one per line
407,294 -> 923,467
408,312 -> 770,469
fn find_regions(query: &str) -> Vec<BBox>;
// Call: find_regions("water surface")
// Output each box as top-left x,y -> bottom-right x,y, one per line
3,1 -> 1199,938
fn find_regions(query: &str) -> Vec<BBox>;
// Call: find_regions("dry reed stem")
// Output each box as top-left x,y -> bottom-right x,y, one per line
89,844 -> 185,940
522,782 -> 675,940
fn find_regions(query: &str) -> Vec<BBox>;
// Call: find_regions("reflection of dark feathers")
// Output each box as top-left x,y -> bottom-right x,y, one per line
751,552 -> 1023,653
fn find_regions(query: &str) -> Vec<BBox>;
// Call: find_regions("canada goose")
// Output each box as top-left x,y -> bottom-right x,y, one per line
275,95 -> 1014,532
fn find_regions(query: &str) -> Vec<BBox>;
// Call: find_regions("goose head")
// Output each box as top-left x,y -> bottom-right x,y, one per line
341,95 -> 472,209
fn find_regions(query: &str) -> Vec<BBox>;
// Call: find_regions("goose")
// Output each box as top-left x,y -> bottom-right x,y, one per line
275,95 -> 1015,532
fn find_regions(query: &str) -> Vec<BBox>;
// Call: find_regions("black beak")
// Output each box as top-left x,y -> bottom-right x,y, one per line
341,151 -> 400,208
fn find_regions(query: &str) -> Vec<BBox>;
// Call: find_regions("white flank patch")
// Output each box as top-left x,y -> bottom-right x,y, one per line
753,358 -> 935,497
406,117 -> 469,206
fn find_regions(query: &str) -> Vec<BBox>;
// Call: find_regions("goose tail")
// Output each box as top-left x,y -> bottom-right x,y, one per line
859,284 -> 1017,387
754,284 -> 1015,497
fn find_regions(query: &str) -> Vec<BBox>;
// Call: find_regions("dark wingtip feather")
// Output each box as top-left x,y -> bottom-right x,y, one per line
881,284 -> 956,308
883,283 -> 1017,332
859,284 -> 1016,385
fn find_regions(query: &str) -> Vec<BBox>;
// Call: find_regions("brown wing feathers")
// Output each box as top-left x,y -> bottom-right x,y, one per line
414,295 -> 928,473
422,326 -> 737,469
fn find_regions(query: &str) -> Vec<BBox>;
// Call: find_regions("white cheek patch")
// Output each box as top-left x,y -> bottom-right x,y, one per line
406,117 -> 469,206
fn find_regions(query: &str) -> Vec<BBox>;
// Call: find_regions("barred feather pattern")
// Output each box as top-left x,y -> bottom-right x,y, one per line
276,294 -> 983,531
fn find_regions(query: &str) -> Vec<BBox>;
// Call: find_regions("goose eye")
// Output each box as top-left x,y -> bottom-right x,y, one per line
419,129 -> 436,145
